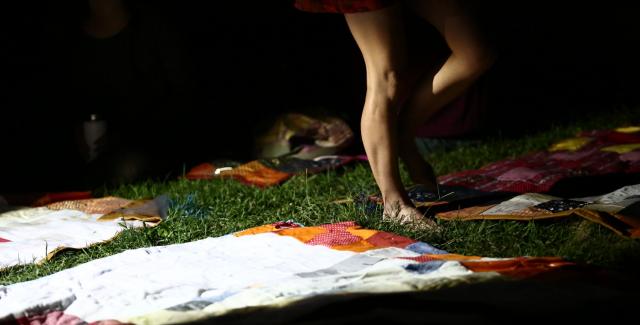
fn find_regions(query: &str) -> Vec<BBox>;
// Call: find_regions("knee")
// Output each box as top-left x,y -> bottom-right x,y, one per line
367,69 -> 404,102
364,69 -> 406,113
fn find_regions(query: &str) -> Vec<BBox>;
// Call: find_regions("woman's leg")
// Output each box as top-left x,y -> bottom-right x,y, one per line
398,0 -> 496,187
345,5 -> 429,225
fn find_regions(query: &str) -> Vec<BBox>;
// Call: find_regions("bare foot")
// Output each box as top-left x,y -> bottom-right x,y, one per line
383,202 -> 438,230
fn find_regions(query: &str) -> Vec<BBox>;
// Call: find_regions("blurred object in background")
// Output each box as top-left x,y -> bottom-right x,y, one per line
254,113 -> 354,159
81,113 -> 108,163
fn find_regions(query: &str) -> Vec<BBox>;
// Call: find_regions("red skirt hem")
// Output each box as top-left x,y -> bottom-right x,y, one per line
294,0 -> 396,14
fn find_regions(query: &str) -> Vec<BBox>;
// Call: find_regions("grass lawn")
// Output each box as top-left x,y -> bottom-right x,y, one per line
2,105 -> 640,285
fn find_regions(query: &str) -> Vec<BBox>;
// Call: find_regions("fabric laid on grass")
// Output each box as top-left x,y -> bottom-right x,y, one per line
0,195 -> 168,269
0,221 -> 573,324
186,155 -> 367,188
362,184 -> 514,215
438,127 -> 640,193
437,184 -> 640,238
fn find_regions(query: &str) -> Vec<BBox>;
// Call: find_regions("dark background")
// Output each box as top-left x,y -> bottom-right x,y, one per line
1,1 -> 640,191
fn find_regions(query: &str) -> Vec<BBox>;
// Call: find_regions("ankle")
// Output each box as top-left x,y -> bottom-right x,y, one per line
383,195 -> 413,209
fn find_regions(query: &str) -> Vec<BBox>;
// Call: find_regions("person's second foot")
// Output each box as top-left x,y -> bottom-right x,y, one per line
407,161 -> 438,191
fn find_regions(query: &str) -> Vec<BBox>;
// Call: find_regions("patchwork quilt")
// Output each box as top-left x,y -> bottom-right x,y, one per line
0,221 -> 572,324
437,184 -> 640,238
438,127 -> 640,193
186,155 -> 367,187
0,195 -> 168,269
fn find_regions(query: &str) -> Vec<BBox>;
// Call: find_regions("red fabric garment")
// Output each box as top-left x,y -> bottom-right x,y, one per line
294,0 -> 396,13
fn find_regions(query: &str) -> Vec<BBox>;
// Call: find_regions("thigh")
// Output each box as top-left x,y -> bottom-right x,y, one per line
345,4 -> 408,80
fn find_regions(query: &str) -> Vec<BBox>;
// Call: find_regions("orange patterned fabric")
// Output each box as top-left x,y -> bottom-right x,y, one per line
346,228 -> 378,240
185,155 -> 367,187
47,197 -> 133,214
462,257 -> 574,277
184,163 -> 216,180
234,224 -> 286,237
219,161 -> 291,188
437,206 -> 560,221
331,240 -> 377,252
364,231 -> 416,249
276,227 -> 326,243
235,221 -> 415,253
306,229 -> 361,246
437,200 -> 640,238
235,221 -> 574,276
234,221 -> 304,237
436,205 -> 495,220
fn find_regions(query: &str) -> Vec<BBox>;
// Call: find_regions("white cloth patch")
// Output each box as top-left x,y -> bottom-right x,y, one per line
0,207 -> 148,269
481,193 -> 559,215
0,232 -> 485,324
576,184 -> 640,204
